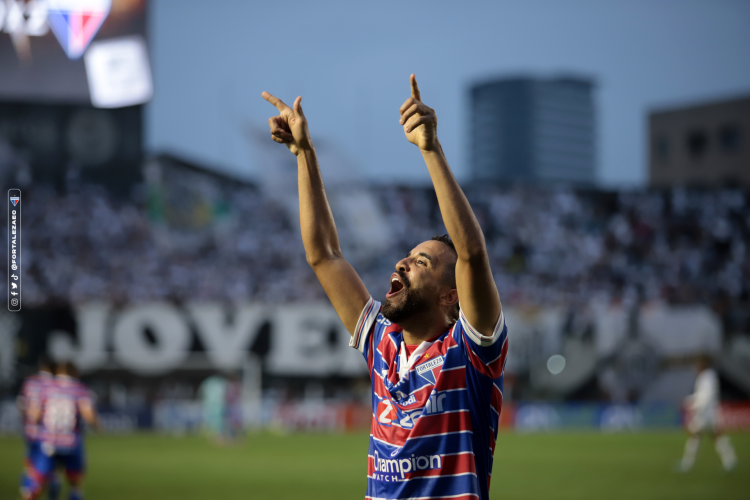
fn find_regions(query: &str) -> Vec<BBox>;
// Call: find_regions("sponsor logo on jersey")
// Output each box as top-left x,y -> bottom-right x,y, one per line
376,395 -> 420,429
46,0 -> 112,60
416,355 -> 444,385
376,313 -> 391,326
372,449 -> 442,482
377,397 -> 398,426
396,392 -> 417,406
423,391 -> 448,415
10,197 -> 20,206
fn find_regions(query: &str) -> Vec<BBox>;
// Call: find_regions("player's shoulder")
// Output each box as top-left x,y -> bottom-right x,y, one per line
71,379 -> 91,393
704,368 -> 719,381
374,309 -> 394,329
354,298 -> 384,339
33,377 -> 58,399
21,375 -> 39,390
51,376 -> 87,393
367,304 -> 400,339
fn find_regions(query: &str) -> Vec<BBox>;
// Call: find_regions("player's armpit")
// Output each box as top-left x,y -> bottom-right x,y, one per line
310,256 -> 371,336
455,253 -> 502,339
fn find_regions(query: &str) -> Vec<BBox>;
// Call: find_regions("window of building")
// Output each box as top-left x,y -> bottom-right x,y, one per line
653,136 -> 669,162
718,124 -> 741,153
686,130 -> 708,159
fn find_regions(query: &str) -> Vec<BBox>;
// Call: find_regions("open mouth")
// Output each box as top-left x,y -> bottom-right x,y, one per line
386,273 -> 406,298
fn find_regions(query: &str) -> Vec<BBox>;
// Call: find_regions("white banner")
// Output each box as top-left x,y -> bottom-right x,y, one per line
44,301 -> 723,377
48,302 -> 365,376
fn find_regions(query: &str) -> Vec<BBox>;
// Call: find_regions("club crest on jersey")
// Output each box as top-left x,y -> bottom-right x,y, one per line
416,355 -> 444,385
10,197 -> 20,206
46,0 -> 112,60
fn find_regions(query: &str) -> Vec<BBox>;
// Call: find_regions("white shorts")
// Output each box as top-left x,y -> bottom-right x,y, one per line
687,408 -> 717,434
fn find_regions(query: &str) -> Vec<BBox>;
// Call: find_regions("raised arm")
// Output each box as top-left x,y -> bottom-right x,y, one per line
262,92 -> 370,335
398,75 -> 502,336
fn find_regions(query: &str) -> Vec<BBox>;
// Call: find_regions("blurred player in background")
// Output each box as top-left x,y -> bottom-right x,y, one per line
225,372 -> 243,442
18,356 -> 61,500
23,361 -> 99,500
680,355 -> 737,472
199,373 -> 227,443
263,74 -> 508,500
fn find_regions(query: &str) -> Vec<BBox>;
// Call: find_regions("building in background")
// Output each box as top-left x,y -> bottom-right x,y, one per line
649,95 -> 750,187
470,76 -> 596,185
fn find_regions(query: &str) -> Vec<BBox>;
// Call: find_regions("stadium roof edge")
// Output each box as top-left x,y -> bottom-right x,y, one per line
148,152 -> 258,189
648,93 -> 750,116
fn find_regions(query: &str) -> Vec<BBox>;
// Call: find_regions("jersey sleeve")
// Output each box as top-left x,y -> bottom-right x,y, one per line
19,379 -> 32,404
452,306 -> 508,380
349,297 -> 383,371
23,379 -> 44,410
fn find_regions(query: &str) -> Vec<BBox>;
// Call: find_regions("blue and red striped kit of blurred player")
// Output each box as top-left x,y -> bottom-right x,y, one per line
21,366 -> 93,500
19,368 -> 61,500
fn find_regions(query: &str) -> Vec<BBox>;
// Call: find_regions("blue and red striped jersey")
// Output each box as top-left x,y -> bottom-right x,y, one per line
19,372 -> 55,441
350,297 -> 509,500
39,375 -> 94,450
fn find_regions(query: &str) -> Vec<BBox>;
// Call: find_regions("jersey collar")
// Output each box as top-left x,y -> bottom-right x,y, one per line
398,339 -> 436,380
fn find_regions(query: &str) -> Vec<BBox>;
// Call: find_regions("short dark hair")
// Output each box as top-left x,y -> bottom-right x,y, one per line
37,355 -> 54,373
431,234 -> 459,322
696,354 -> 713,370
431,234 -> 456,255
431,234 -> 457,287
57,361 -> 79,378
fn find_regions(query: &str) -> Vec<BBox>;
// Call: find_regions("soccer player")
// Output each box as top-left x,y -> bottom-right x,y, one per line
199,373 -> 227,443
24,361 -> 99,500
680,355 -> 737,472
263,74 -> 508,500
18,356 -> 61,500
225,371 -> 243,442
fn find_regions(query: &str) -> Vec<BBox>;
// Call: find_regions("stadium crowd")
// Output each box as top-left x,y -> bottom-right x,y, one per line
10,181 -> 750,334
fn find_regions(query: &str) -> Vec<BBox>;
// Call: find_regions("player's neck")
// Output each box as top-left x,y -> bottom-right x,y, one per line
399,310 -> 451,345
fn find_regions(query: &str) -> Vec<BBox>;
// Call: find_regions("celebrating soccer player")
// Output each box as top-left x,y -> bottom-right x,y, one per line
263,74 -> 508,500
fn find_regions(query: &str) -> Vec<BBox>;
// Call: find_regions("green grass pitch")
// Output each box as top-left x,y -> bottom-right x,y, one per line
1,432 -> 747,499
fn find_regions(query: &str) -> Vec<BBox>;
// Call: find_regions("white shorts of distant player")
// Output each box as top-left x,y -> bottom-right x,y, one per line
687,406 -> 718,435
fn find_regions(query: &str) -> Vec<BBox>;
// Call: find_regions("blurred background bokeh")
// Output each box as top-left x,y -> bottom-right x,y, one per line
1,1 -> 750,499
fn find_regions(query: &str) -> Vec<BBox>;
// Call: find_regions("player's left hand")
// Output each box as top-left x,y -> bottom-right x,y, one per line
399,74 -> 438,151
262,92 -> 313,156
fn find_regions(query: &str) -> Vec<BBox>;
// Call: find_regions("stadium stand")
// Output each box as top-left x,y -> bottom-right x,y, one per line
8,182 -> 749,338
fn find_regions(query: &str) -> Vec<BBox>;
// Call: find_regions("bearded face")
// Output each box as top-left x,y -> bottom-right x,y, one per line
381,270 -> 433,324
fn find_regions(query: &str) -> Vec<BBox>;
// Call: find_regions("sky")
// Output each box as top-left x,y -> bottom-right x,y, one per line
146,0 -> 750,187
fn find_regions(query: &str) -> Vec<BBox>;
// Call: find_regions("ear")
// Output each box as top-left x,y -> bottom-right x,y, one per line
438,287 -> 458,308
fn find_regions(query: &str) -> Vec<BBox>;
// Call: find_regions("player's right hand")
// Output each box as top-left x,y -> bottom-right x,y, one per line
262,92 -> 313,156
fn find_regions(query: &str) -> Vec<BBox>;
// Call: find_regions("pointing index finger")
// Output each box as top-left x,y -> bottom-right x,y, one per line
262,91 -> 290,112
410,74 -> 421,102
